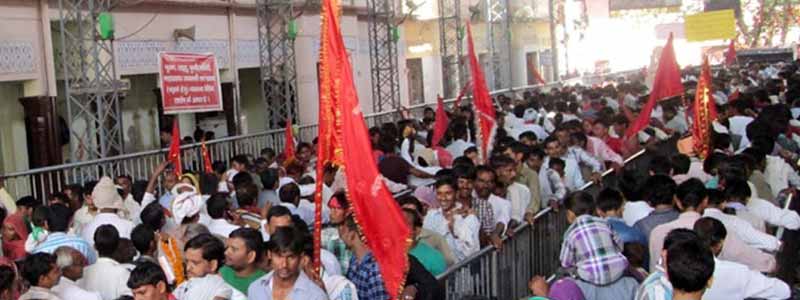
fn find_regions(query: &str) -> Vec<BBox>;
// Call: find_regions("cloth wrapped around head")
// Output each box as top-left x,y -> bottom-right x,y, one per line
171,188 -> 203,225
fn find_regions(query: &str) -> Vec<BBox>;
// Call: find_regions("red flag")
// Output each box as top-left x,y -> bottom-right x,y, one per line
625,33 -> 684,138
284,120 -> 296,160
729,89 -> 740,102
528,60 -> 546,85
167,119 -> 183,176
432,95 -> 450,147
466,23 -> 497,162
452,81 -> 471,109
692,56 -> 719,159
317,0 -> 410,297
725,39 -> 737,66
201,137 -> 213,174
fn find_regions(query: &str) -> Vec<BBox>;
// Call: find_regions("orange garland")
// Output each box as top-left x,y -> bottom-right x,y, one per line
161,237 -> 185,285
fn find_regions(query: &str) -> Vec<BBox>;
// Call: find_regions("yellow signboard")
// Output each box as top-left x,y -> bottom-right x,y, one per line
684,9 -> 736,42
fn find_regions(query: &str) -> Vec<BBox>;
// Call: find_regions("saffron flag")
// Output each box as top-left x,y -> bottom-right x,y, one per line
317,0 -> 410,297
625,33 -> 684,138
432,95 -> 449,147
692,56 -> 718,159
466,22 -> 497,162
167,119 -> 183,176
452,81 -> 471,109
725,39 -> 737,66
284,120 -> 296,160
201,138 -> 213,174
528,60 -> 546,85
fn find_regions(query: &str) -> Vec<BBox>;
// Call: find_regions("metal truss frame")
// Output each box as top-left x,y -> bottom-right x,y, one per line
368,0 -> 401,117
257,0 -> 298,129
486,0 -> 511,90
438,0 -> 466,98
57,0 -> 125,162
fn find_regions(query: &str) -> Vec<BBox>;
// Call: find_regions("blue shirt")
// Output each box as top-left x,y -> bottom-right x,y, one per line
32,232 -> 97,264
158,192 -> 173,209
607,217 -> 647,246
247,270 -> 328,300
346,252 -> 389,300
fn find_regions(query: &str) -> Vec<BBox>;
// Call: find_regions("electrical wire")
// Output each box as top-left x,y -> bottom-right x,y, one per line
115,12 -> 159,41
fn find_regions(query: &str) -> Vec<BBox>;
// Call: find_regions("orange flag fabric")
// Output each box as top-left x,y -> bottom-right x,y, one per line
201,137 -> 213,174
167,119 -> 183,176
528,60 -> 546,85
466,22 -> 497,162
625,33 -> 684,138
692,56 -> 718,159
725,39 -> 737,66
452,81 -> 471,109
432,95 -> 449,147
316,0 -> 410,297
284,120 -> 296,160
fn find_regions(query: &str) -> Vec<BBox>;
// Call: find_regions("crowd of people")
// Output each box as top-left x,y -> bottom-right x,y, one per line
0,60 -> 799,300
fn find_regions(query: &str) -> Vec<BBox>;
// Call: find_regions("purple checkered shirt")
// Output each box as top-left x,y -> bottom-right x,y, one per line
560,214 -> 628,285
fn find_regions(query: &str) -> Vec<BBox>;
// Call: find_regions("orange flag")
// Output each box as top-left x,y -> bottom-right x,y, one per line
284,120 -> 296,160
466,22 -> 497,162
452,81 -> 471,109
167,119 -> 182,176
432,95 -> 449,147
692,56 -> 718,159
625,33 -> 684,138
316,0 -> 410,297
201,137 -> 213,174
528,60 -> 546,85
725,39 -> 737,66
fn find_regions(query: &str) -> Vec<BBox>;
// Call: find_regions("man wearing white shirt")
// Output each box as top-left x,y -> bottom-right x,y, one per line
764,153 -> 800,198
704,187 -> 780,252
81,177 -> 134,242
729,103 -> 755,150
423,180 -> 480,261
555,128 -> 604,174
277,183 -> 315,226
492,155 -> 531,223
543,137 -> 586,191
52,247 -> 102,300
205,194 -> 241,239
446,123 -> 476,158
472,167 -> 511,249
114,175 -> 142,222
82,225 -> 132,300
693,218 -> 790,300
527,148 -> 567,210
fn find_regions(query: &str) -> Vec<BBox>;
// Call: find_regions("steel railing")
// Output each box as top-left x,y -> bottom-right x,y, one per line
435,148 -> 649,300
0,68 -> 642,201
0,82 -> 566,200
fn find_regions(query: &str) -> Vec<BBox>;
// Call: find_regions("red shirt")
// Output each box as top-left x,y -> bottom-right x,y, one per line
604,136 -> 623,155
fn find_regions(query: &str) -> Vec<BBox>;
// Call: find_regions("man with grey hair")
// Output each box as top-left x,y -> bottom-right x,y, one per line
51,247 -> 102,300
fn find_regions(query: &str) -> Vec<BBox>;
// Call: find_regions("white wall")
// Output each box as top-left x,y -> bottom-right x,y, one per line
0,82 -> 29,173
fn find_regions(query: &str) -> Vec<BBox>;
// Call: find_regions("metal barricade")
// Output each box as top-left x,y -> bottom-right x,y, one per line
436,147 -> 651,300
0,69 -> 639,201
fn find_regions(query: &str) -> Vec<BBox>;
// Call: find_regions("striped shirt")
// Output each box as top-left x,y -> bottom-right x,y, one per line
634,269 -> 672,300
32,232 -> 97,264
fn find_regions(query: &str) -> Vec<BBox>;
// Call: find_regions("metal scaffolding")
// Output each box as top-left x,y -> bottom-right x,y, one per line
57,0 -> 125,162
368,0 -> 401,116
485,0 -> 511,90
257,0 -> 298,129
438,0 -> 466,98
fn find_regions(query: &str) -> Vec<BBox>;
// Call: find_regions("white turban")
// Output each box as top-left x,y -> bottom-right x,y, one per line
171,191 -> 203,224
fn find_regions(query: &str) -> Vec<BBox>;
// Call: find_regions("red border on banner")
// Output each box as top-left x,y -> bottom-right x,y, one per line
158,52 -> 224,115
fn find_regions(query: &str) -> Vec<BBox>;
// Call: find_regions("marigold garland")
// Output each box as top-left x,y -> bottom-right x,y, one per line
161,237 -> 185,285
